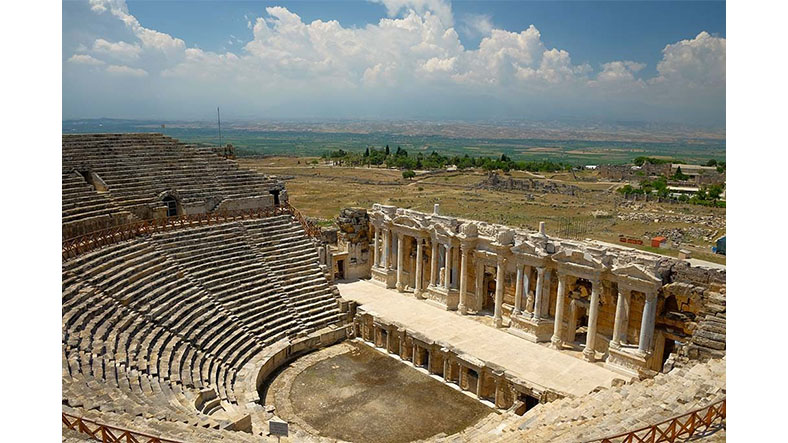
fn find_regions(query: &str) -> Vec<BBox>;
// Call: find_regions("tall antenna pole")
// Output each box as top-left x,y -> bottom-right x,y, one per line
217,106 -> 222,147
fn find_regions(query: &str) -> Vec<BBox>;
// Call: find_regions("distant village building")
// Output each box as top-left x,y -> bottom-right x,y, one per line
671,164 -> 725,185
599,161 -> 724,186
598,162 -> 671,181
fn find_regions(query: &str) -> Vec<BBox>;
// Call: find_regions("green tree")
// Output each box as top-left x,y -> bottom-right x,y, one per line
707,184 -> 724,200
402,169 -> 416,179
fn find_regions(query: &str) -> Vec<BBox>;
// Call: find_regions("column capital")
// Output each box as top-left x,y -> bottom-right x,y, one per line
536,266 -> 546,275
496,253 -> 507,266
556,270 -> 572,283
617,284 -> 633,296
460,241 -> 475,253
645,291 -> 658,302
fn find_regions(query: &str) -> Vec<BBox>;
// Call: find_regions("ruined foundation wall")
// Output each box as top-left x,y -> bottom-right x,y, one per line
658,261 -> 726,361
335,208 -> 371,279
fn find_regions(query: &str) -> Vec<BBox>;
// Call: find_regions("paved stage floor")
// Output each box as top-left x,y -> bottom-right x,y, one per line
338,279 -> 625,398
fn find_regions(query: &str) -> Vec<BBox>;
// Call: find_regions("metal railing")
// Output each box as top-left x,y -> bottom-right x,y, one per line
63,203 -> 321,260
62,412 -> 185,443
587,398 -> 725,443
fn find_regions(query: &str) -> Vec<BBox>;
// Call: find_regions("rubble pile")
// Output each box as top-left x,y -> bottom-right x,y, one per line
476,173 -> 579,196
645,227 -> 719,245
616,211 -> 725,229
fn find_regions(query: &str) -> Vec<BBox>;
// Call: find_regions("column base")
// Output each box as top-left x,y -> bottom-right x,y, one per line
396,281 -> 404,292
583,348 -> 596,362
550,336 -> 564,350
494,317 -> 503,328
414,288 -> 424,299
458,303 -> 467,315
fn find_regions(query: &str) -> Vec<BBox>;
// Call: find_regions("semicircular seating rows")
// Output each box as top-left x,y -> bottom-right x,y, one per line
61,133 -> 283,236
62,213 -> 344,438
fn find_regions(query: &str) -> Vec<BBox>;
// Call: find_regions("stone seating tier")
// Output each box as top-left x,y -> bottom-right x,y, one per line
63,215 -> 344,436
62,133 -> 282,228
438,358 -> 726,442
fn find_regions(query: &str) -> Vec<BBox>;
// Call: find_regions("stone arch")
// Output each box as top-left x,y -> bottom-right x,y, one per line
158,191 -> 181,217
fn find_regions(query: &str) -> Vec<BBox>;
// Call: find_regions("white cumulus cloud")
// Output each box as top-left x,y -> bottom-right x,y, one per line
372,0 -> 454,27
654,31 -> 725,88
63,0 -> 726,124
92,38 -> 141,60
106,64 -> 148,77
68,54 -> 105,65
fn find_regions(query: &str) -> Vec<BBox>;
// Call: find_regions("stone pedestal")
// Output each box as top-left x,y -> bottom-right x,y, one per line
605,346 -> 650,379
426,286 -> 459,311
371,266 -> 396,288
509,313 -> 554,343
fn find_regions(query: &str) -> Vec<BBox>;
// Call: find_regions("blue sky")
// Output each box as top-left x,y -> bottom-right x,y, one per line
63,1 -> 726,125
125,0 -> 725,77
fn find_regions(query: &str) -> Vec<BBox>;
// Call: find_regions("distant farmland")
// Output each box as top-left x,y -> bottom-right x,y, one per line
63,119 -> 725,165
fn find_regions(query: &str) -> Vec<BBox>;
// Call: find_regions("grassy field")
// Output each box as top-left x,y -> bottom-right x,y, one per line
63,120 -> 725,165
240,157 -> 726,265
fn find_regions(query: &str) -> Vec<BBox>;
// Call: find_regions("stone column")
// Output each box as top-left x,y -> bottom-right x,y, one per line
493,255 -> 506,328
458,244 -> 469,314
523,266 -> 533,316
429,240 -> 438,287
583,279 -> 602,362
551,273 -> 568,349
532,267 -> 546,321
414,239 -> 424,299
638,292 -> 658,354
444,243 -> 452,290
541,269 -> 552,318
476,368 -> 484,400
451,246 -> 459,289
566,299 -> 578,343
475,260 -> 484,311
396,234 -> 405,291
381,228 -> 390,269
373,227 -> 380,267
391,232 -> 397,271
513,264 -> 524,315
611,286 -> 632,348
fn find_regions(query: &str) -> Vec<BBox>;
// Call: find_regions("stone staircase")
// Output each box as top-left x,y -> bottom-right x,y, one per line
439,357 -> 726,442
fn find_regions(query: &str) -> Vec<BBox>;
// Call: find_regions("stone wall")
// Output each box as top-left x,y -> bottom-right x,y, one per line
658,261 -> 726,362
335,208 -> 372,279
476,172 -> 579,196
213,195 -> 276,212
